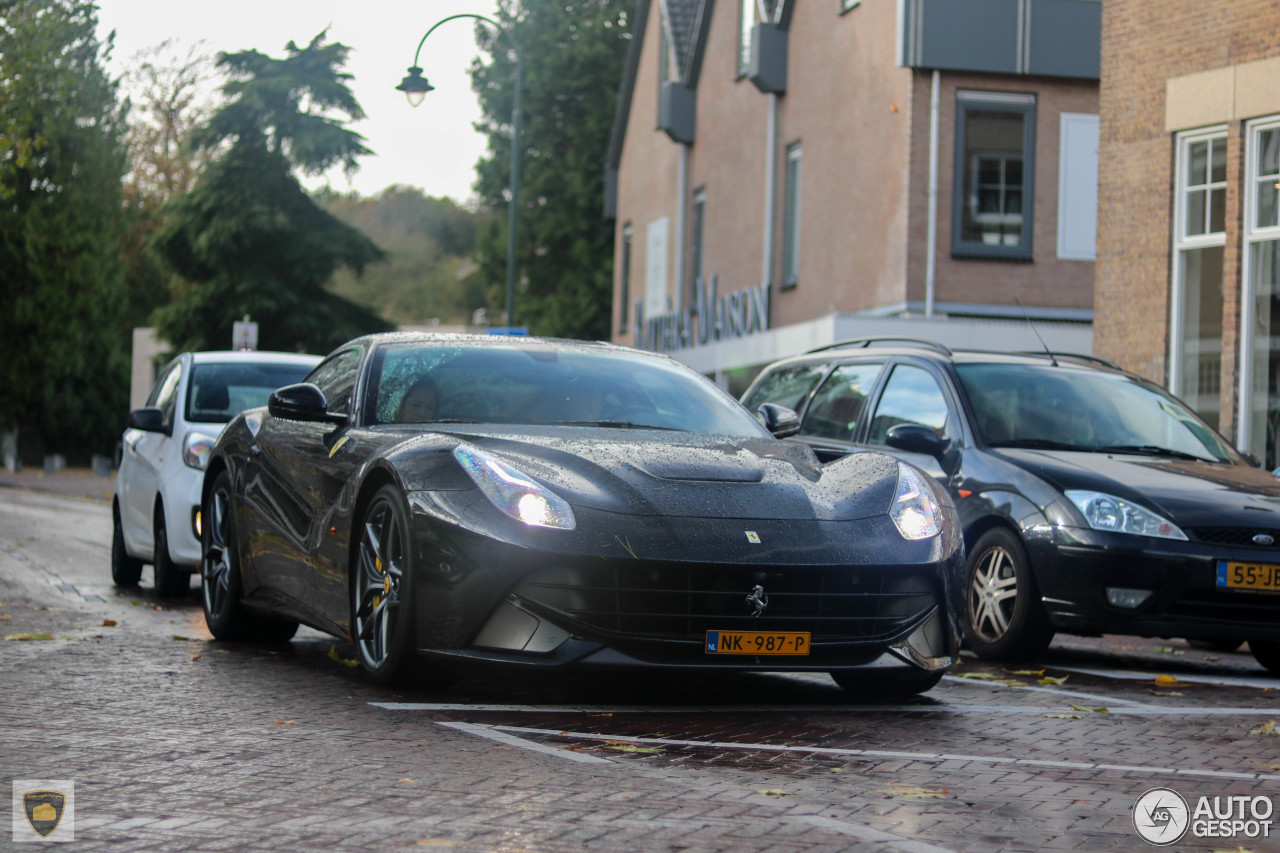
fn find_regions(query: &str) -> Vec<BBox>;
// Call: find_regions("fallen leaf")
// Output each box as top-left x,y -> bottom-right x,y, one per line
189,652 -> 202,661
327,645 -> 359,669
274,719 -> 296,725
953,672 -> 1003,680
1042,713 -> 1083,720
0,614 -> 12,621
1148,690 -> 1184,697
1038,676 -> 1069,685
588,713 -> 613,718
398,778 -> 414,784
172,635 -> 190,641
881,784 -> 949,799
1249,720 -> 1278,737
101,619 -> 116,627
1154,647 -> 1185,655
1007,669 -> 1045,676
1070,705 -> 1109,713
1264,688 -> 1276,694
4,632 -> 54,641
1250,759 -> 1280,771
1155,674 -> 1180,686
753,789 -> 795,797
606,744 -> 663,754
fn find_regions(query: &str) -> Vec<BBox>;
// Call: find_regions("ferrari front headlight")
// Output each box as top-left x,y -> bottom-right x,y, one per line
453,444 -> 576,530
1065,490 -> 1187,540
891,463 -> 942,541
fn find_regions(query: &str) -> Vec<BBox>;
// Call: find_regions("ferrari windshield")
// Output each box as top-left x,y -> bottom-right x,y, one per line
955,363 -> 1237,463
366,342 -> 769,438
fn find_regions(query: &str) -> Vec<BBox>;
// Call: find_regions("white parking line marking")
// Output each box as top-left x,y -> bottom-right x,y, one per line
372,701 -> 1280,715
486,724 -> 1280,783
944,675 -> 1159,707
438,720 -> 612,763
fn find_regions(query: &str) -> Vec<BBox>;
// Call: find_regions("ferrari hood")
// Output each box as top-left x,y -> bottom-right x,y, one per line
449,427 -> 901,522
997,449 -> 1280,527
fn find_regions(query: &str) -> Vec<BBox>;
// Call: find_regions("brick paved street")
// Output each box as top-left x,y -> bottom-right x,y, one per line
3,474 -> 1280,851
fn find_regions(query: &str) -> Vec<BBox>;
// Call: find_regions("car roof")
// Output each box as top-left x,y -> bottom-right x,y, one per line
771,337 -> 1123,374
185,350 -> 322,366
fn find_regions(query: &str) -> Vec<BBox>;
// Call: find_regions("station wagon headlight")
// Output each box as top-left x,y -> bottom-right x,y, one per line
183,431 -> 218,471
1065,490 -> 1187,540
891,463 -> 942,540
453,445 -> 576,530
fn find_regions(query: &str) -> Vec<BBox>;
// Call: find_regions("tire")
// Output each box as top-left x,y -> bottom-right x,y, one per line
830,668 -> 944,699
202,471 -> 298,643
111,504 -> 144,586
351,486 -> 416,684
1249,640 -> 1280,674
152,506 -> 189,598
963,527 -> 1054,662
1186,638 -> 1243,653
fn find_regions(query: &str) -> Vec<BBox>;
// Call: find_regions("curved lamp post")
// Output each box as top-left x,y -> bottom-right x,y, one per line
398,14 -> 522,331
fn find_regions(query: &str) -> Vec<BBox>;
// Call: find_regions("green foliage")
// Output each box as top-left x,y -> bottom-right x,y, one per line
470,0 -> 630,339
0,0 -> 131,455
320,186 -> 490,327
151,32 -> 391,354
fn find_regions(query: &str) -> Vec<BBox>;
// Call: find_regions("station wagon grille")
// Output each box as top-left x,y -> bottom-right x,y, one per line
1186,527 -> 1280,548
1166,589 -> 1280,627
514,562 -> 937,642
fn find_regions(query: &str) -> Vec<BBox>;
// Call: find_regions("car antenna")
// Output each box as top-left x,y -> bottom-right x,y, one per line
1016,298 -> 1058,367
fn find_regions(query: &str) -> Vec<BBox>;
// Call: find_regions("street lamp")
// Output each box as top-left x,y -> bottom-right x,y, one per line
399,14 -> 522,331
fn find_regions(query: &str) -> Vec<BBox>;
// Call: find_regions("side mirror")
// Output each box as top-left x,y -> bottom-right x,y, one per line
268,383 -> 346,424
757,403 -> 801,439
886,423 -> 948,459
127,407 -> 169,435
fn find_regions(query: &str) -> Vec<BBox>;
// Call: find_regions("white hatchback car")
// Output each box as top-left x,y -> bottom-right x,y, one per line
112,350 -> 320,596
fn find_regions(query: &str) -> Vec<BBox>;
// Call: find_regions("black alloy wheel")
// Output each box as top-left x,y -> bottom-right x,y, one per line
964,527 -> 1054,661
829,668 -> 944,699
202,471 -> 297,643
111,503 -> 144,586
352,486 -> 416,684
1248,640 -> 1280,674
152,507 -> 189,598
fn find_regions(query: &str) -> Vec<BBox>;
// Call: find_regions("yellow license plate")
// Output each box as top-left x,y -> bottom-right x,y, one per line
1217,561 -> 1280,593
705,630 -> 810,655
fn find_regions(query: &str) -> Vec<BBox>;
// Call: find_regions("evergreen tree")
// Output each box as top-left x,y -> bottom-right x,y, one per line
150,32 -> 391,354
0,0 -> 131,458
470,0 -> 631,339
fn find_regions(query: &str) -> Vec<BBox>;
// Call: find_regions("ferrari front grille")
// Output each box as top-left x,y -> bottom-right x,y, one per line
514,562 -> 937,642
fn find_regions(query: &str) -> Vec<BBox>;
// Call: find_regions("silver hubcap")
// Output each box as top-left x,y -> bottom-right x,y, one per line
202,489 -> 230,616
969,546 -> 1017,643
354,499 -> 403,669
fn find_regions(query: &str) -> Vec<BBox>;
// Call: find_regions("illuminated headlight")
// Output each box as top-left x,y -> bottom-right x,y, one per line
891,463 -> 941,541
1065,490 -> 1187,540
183,431 -> 218,471
453,444 -> 576,530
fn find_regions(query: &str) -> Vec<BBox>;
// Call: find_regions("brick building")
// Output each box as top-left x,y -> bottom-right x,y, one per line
1096,2 -> 1280,467
607,0 -> 1101,393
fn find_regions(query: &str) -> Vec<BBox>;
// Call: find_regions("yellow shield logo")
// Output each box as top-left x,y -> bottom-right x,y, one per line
23,790 -> 65,838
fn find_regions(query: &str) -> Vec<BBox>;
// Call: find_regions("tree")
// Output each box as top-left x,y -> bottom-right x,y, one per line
0,0 -> 132,458
470,0 -> 631,339
150,32 -> 391,354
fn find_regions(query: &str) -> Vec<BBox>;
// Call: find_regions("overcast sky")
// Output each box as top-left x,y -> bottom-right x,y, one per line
96,1 -> 502,204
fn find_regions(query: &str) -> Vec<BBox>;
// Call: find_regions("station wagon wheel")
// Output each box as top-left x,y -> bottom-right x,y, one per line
202,471 -> 297,643
964,527 -> 1053,662
352,486 -> 415,684
111,503 -> 143,586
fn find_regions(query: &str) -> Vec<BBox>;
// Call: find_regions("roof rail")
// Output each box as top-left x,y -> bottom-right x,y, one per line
806,337 -> 953,356
1017,351 -> 1122,370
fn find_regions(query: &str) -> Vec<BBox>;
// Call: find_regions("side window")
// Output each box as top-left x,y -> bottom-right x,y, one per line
867,365 -> 949,446
307,348 -> 363,416
148,362 -> 183,426
741,364 -> 827,414
802,363 -> 883,442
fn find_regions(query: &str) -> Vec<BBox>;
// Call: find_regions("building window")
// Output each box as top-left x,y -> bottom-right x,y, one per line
1171,127 -> 1227,433
738,0 -> 755,76
952,91 -> 1036,260
1242,118 -> 1280,466
619,223 -> 632,333
782,142 -> 802,289
690,189 -> 706,308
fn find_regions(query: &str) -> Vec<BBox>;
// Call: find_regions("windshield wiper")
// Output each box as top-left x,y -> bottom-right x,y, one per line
541,420 -> 680,431
1096,444 -> 1212,461
989,438 -> 1092,451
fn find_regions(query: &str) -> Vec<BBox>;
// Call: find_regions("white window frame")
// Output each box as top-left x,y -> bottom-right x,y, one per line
1238,116 -> 1280,454
1169,125 -> 1228,411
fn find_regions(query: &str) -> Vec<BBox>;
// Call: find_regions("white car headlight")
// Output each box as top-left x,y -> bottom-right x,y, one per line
1065,490 -> 1187,540
453,444 -> 576,530
183,431 -> 218,471
891,463 -> 942,541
